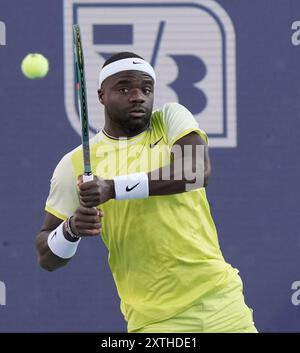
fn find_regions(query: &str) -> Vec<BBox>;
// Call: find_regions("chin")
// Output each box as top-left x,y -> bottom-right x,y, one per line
125,116 -> 151,134
127,123 -> 146,134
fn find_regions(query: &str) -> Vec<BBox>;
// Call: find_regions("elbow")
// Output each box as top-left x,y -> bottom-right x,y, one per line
37,253 -> 67,272
38,255 -> 56,272
35,236 -> 50,271
35,235 -> 58,272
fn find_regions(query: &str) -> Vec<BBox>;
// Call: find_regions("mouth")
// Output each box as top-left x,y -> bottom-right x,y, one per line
128,108 -> 146,118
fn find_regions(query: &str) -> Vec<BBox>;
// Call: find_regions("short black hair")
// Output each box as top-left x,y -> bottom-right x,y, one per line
102,52 -> 144,68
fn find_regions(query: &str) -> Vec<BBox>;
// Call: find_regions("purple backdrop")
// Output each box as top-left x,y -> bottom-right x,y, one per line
0,0 -> 299,332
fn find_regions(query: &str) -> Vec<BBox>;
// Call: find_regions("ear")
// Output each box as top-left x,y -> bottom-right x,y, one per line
98,88 -> 104,105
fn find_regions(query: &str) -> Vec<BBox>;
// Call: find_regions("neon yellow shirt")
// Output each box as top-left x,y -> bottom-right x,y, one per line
45,103 -> 238,331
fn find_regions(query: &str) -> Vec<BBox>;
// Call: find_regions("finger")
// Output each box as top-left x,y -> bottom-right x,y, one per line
80,195 -> 100,203
82,202 -> 100,208
76,222 -> 101,230
78,183 -> 96,193
78,175 -> 99,191
77,175 -> 83,186
78,229 -> 101,236
79,189 -> 99,197
80,200 -> 100,208
76,214 -> 101,223
78,205 -> 99,215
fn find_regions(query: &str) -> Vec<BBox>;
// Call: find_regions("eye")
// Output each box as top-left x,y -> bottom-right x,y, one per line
143,87 -> 152,95
119,88 -> 129,94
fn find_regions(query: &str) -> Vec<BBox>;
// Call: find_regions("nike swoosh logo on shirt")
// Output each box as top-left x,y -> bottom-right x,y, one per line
51,231 -> 57,240
150,137 -> 163,148
126,183 -> 140,192
132,61 -> 142,64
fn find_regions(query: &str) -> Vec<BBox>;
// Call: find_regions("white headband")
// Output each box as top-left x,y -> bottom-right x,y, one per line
99,58 -> 156,87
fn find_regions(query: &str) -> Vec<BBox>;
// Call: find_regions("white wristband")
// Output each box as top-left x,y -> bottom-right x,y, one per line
113,172 -> 149,200
47,222 -> 81,259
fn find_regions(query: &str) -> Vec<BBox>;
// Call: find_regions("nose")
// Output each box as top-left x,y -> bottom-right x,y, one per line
128,88 -> 145,103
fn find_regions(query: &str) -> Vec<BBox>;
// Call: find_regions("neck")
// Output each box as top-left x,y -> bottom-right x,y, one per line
103,116 -> 151,139
102,124 -> 150,140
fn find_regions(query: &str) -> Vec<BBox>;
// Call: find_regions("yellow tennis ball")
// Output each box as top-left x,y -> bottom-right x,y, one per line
21,53 -> 49,79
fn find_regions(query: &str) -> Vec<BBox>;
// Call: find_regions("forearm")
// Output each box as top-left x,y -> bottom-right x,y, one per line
35,231 -> 71,271
80,133 -> 211,203
36,207 -> 102,271
110,156 -> 207,200
148,156 -> 205,196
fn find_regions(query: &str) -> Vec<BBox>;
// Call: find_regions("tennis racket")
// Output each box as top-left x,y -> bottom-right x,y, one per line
73,24 -> 93,183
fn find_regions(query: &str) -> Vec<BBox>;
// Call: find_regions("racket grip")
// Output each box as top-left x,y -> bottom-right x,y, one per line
83,174 -> 94,183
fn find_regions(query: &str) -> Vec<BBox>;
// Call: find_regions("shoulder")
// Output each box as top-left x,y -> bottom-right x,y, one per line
152,103 -> 209,146
151,102 -> 191,129
155,102 -> 196,129
56,134 -> 99,170
153,102 -> 189,118
55,145 -> 80,170
159,103 -> 195,125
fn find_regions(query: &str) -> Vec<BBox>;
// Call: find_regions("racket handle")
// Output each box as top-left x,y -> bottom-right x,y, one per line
83,174 -> 93,183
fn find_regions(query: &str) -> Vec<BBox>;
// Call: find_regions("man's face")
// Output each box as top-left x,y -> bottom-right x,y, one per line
98,70 -> 154,135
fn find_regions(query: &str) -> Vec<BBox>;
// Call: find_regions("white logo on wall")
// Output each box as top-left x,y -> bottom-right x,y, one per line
64,0 -> 237,147
0,21 -> 6,46
291,21 -> 300,46
291,281 -> 300,306
0,281 -> 6,305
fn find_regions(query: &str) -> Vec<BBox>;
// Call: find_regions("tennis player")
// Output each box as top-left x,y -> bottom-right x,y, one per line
36,52 -> 257,333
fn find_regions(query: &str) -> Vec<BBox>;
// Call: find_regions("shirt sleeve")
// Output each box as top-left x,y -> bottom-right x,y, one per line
161,102 -> 208,146
45,152 -> 80,220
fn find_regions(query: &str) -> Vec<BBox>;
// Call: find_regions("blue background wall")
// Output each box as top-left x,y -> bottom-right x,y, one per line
0,0 -> 299,332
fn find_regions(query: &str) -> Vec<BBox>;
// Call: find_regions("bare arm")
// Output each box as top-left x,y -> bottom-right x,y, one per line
77,131 -> 212,206
148,131 -> 211,196
35,212 -> 69,271
35,207 -> 103,271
